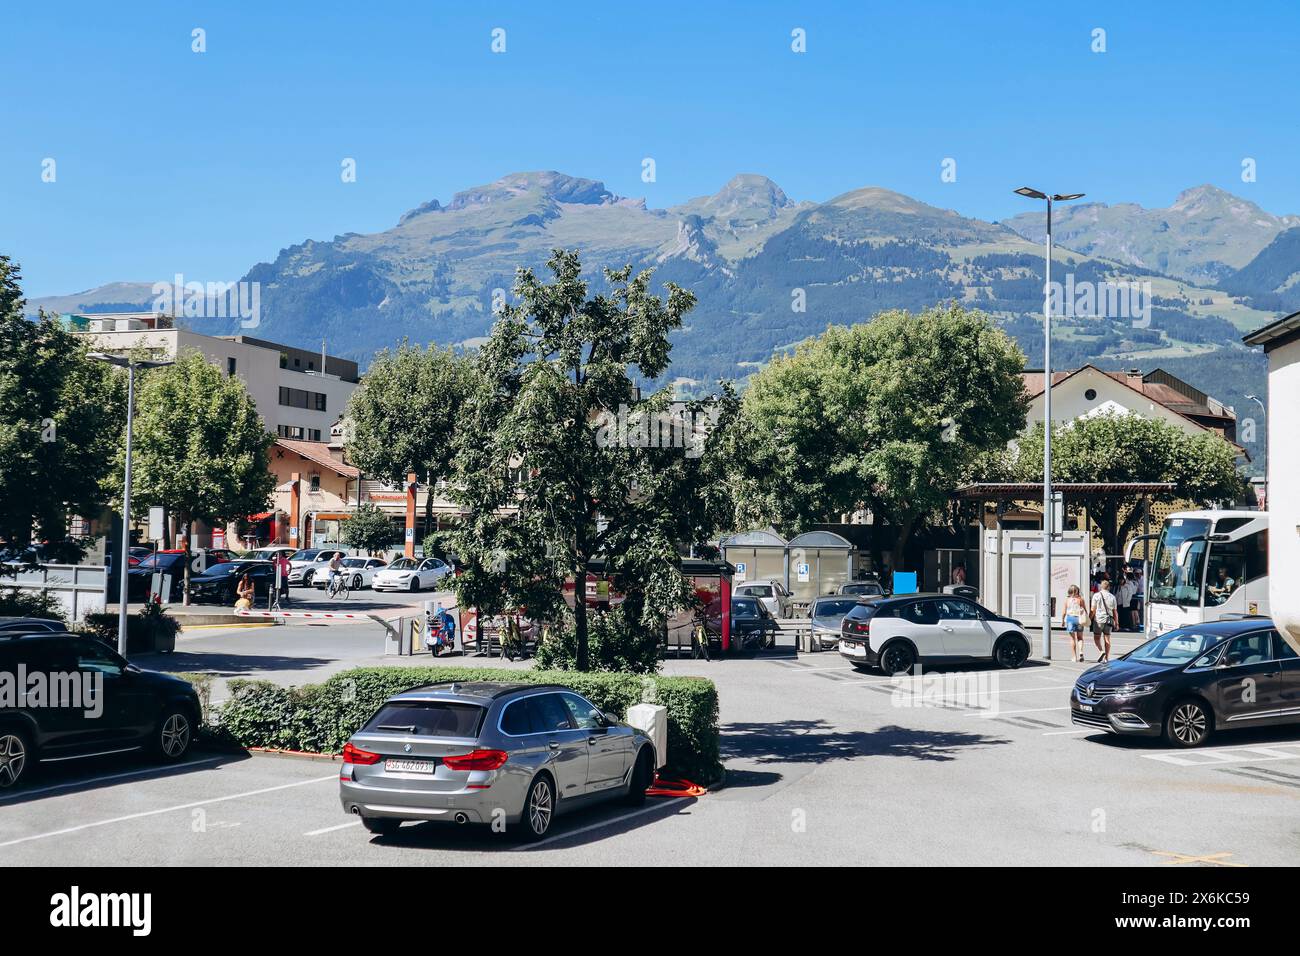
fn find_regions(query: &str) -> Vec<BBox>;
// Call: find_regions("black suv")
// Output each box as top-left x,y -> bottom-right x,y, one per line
0,631 -> 201,788
1071,618 -> 1300,747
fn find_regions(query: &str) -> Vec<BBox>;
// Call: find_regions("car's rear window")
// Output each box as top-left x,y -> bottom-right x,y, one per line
843,603 -> 879,621
363,700 -> 486,738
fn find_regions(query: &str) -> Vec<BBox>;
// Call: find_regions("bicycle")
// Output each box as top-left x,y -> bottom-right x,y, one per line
328,573 -> 351,601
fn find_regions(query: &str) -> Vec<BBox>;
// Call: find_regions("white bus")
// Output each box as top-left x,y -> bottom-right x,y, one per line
1141,510 -> 1269,637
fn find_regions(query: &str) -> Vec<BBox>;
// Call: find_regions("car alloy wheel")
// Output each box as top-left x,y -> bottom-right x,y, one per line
159,712 -> 192,759
525,777 -> 554,839
352,575 -> 363,589
995,637 -> 1027,669
880,644 -> 915,676
0,732 -> 28,788
1168,701 -> 1209,747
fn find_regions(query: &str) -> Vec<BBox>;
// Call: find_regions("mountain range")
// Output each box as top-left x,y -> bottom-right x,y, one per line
31,172 -> 1300,432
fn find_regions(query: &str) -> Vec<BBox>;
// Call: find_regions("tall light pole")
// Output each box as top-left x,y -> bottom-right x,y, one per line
1246,393 -> 1266,506
90,352 -> 173,656
1014,187 -> 1084,659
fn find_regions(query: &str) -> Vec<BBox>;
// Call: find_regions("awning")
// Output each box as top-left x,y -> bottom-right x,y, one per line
247,512 -> 274,521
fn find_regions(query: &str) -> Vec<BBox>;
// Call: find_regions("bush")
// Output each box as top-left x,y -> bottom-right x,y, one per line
534,606 -> 664,675
215,665 -> 721,782
0,587 -> 68,623
166,672 -> 215,725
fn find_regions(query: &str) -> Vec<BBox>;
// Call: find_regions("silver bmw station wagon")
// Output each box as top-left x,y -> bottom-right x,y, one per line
339,681 -> 657,841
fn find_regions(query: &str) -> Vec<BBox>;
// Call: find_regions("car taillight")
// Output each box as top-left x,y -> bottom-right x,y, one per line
846,620 -> 871,634
342,742 -> 381,765
442,749 -> 508,772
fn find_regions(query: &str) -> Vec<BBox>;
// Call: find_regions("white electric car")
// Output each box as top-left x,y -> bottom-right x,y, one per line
372,556 -> 453,593
839,593 -> 1030,674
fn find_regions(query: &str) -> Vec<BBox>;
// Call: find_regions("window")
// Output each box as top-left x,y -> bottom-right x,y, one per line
308,429 -> 321,442
309,476 -> 321,492
1084,388 -> 1097,401
900,600 -> 940,626
315,393 -> 327,412
560,693 -> 604,730
227,357 -> 236,376
500,699 -> 535,735
363,701 -> 484,738
1271,630 -> 1298,661
935,599 -> 981,620
530,694 -> 573,734
73,639 -> 124,677
1221,632 -> 1270,667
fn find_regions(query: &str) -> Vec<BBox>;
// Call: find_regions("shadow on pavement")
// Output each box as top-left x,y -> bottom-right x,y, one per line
0,748 -> 251,807
366,795 -> 694,852
721,718 -> 1012,764
132,651 -> 336,676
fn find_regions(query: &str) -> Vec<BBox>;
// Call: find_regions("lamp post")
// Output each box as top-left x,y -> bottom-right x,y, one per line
1014,187 -> 1084,659
1246,393 -> 1266,506
89,352 -> 173,656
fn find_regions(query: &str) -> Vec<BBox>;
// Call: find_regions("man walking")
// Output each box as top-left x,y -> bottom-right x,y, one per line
1090,578 -> 1119,662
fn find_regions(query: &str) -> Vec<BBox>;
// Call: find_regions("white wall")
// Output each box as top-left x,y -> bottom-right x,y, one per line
1026,367 -> 1200,434
1267,339 -> 1300,653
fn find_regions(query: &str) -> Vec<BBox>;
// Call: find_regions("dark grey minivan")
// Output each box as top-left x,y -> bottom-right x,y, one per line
339,682 -> 657,841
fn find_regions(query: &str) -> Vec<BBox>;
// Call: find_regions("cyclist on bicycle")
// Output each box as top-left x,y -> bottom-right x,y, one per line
327,551 -> 345,595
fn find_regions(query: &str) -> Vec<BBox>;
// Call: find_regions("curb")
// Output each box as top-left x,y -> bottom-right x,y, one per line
246,747 -> 341,763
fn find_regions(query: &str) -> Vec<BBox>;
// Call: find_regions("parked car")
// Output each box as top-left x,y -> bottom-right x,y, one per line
0,630 -> 201,789
809,596 -> 860,650
734,579 -> 792,618
339,682 -> 656,841
126,549 -> 229,602
839,581 -> 886,598
287,549 -> 343,587
1070,619 -> 1299,747
312,556 -> 389,590
698,595 -> 777,651
207,548 -> 240,564
186,560 -> 276,605
0,616 -> 67,633
244,545 -> 297,562
839,593 -> 1030,675
372,556 -> 453,593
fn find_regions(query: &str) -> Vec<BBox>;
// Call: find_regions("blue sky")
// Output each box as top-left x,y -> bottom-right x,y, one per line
4,0 -> 1298,296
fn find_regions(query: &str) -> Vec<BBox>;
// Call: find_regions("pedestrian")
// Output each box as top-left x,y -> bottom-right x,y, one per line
234,573 -> 255,611
1132,566 -> 1145,630
276,550 -> 291,605
1090,579 -> 1119,662
1061,584 -> 1089,662
1116,572 -> 1136,631
952,562 -> 966,587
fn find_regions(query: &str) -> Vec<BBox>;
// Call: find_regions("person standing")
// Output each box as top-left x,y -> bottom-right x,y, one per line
1062,585 -> 1089,662
1090,579 -> 1119,662
1116,572 -> 1136,631
276,550 -> 292,605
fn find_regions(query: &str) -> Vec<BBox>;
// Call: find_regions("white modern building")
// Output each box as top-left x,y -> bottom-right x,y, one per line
66,313 -> 359,441
1244,312 -> 1300,653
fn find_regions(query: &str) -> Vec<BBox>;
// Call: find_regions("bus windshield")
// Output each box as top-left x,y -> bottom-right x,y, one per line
1149,518 -> 1209,608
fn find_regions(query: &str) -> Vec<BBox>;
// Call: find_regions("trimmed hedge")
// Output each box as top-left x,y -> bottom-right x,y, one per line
215,666 -> 721,783
167,672 -> 215,725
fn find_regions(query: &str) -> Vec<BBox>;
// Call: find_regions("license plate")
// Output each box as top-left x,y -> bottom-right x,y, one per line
842,642 -> 865,657
385,758 -> 435,774
1079,704 -> 1093,712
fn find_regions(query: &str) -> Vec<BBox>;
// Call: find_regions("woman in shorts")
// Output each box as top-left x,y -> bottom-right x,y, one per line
1061,584 -> 1088,662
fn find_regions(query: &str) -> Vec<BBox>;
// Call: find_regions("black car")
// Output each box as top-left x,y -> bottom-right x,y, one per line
186,560 -> 276,605
125,550 -> 189,602
0,631 -> 201,788
1070,619 -> 1300,747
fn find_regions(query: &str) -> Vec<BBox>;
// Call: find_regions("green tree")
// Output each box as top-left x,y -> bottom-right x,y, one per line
737,304 -> 1028,568
1012,413 -> 1246,565
449,250 -> 737,671
0,256 -> 123,566
341,503 -> 394,555
111,350 -> 275,602
343,343 -> 474,541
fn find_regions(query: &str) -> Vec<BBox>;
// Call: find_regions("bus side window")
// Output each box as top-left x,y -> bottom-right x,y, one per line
1244,529 -> 1268,583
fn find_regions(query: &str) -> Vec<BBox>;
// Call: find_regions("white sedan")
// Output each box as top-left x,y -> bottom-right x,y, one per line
372,556 -> 453,593
311,556 -> 389,590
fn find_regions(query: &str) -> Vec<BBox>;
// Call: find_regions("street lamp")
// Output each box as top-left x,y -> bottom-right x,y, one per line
1014,187 -> 1085,659
1246,393 -> 1266,505
89,352 -> 174,656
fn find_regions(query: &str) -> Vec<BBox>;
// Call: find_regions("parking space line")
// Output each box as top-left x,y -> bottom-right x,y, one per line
1144,743 -> 1300,767
967,706 -> 1070,718
304,820 -> 364,836
0,757 -> 224,804
525,797 -> 689,849
0,774 -> 337,849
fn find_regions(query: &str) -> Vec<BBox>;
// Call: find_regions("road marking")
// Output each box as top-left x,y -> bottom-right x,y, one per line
1143,743 -> 1300,767
0,774 -> 337,848
966,705 -> 1070,718
525,797 -> 689,849
1151,850 -> 1245,867
304,820 -> 364,836
0,757 -> 224,803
